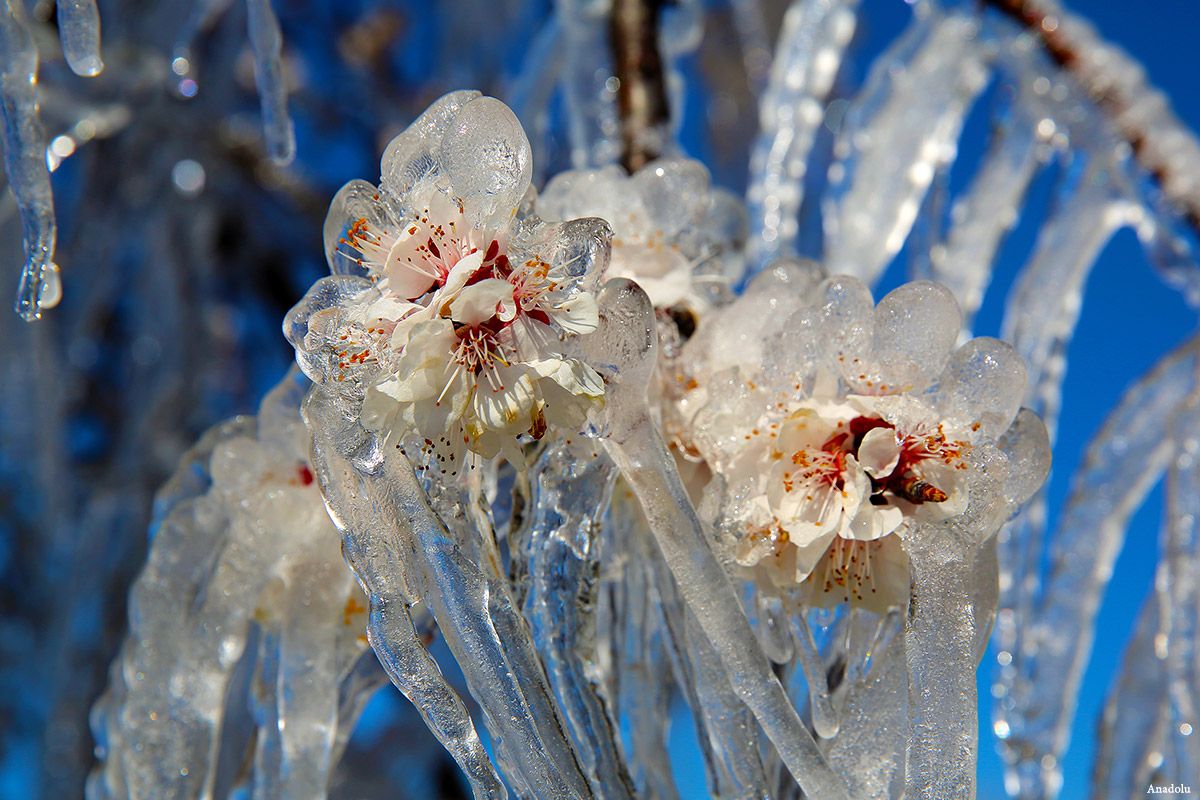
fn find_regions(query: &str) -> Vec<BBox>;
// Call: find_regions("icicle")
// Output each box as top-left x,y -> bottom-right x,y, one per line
822,610 -> 906,800
305,388 -> 593,799
792,613 -> 839,739
330,649 -> 390,768
744,0 -> 858,274
932,69 -> 1044,335
245,0 -> 295,165
588,279 -> 851,800
680,598 -> 772,798
756,591 -> 795,665
523,438 -> 634,798
1090,596 -> 1171,798
169,0 -> 235,81
1157,393 -> 1200,781
597,490 -> 681,798
969,539 -> 1000,665
643,510 -> 771,798
273,559 -> 353,797
0,0 -> 58,320
1002,153 -> 1140,437
622,533 -> 681,800
250,619 -> 285,800
430,472 -> 595,800
822,11 -> 989,287
1000,337 -> 1200,797
303,391 -> 510,800
553,0 -> 619,168
56,0 -> 103,77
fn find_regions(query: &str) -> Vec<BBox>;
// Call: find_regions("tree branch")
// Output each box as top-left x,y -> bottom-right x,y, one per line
610,0 -> 672,174
983,0 -> 1200,232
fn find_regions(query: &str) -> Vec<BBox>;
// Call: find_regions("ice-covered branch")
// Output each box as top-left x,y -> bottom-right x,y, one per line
523,438 -> 634,798
984,0 -> 1200,237
610,0 -> 671,172
931,66 -> 1045,334
823,10 -> 989,287
1090,596 -> 1170,797
1000,337 -> 1200,796
745,0 -> 857,274
90,373 -> 373,800
1157,393 -> 1200,781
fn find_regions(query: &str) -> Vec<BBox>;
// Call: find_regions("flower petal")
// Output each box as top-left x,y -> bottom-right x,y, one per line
441,250 -> 486,297
857,426 -> 900,478
449,278 -> 514,326
528,357 -> 605,398
472,367 -> 536,433
382,229 -> 440,299
849,503 -> 904,541
792,531 -> 838,583
551,292 -> 600,334
358,294 -> 420,326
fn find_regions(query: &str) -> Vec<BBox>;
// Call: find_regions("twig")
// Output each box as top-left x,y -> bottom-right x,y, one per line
610,0 -> 672,173
983,0 -> 1200,231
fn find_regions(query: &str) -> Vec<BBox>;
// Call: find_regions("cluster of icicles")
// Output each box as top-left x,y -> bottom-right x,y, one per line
89,91 -> 1051,800
0,0 -> 291,321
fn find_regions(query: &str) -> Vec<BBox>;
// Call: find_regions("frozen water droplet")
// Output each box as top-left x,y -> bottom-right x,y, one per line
440,97 -> 532,227
38,263 -> 61,309
381,90 -> 480,198
937,337 -> 1026,440
869,280 -> 961,391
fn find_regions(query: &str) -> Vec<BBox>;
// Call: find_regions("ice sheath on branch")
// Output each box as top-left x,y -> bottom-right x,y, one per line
306,384 -> 608,799
303,389 -> 508,800
522,437 -> 635,799
1090,595 -> 1169,797
822,9 -> 989,287
585,278 -> 852,800
1158,394 -> 1200,783
903,414 -> 1045,800
745,0 -> 858,274
89,372 -> 378,800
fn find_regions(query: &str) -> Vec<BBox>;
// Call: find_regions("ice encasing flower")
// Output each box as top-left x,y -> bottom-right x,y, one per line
537,159 -> 746,321
285,92 -> 613,469
680,271 -> 1029,611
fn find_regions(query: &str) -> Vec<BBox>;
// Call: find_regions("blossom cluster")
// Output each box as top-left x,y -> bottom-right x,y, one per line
286,93 -> 612,468
284,92 -> 1042,618
536,159 -> 746,324
674,270 -> 1030,611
